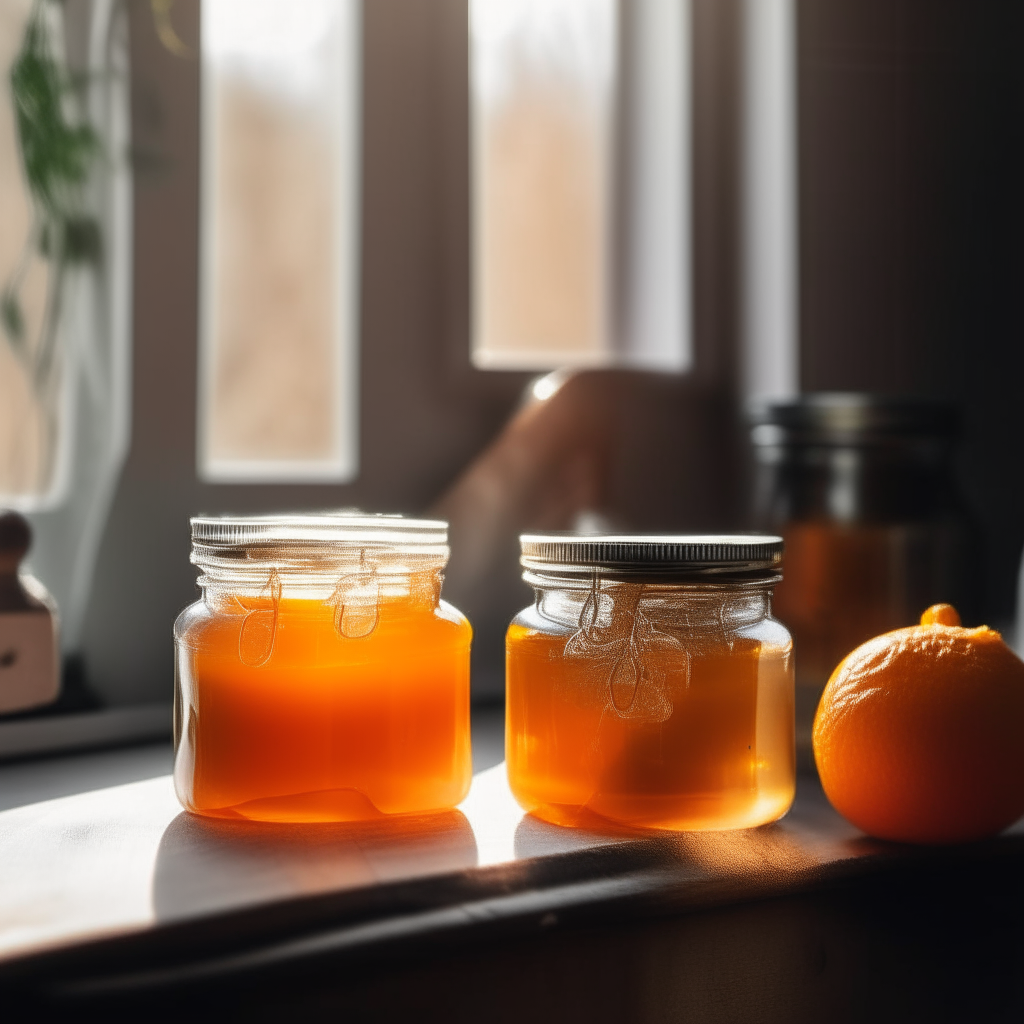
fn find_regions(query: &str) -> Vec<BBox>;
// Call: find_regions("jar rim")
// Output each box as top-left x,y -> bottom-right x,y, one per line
191,513 -> 447,548
190,513 -> 449,584
520,533 -> 783,578
748,392 -> 958,447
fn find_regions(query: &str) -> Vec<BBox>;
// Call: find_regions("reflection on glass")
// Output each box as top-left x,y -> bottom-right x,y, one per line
198,0 -> 359,482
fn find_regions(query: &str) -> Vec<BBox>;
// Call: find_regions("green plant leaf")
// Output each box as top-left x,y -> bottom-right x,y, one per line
2,0 -> 103,405
9,4 -> 97,219
1,291 -> 25,343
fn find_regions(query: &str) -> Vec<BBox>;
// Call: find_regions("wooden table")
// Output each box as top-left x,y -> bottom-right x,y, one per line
2,738 -> 1023,1022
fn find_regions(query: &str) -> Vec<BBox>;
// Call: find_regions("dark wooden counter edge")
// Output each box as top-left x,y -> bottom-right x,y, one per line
5,825 -> 1024,1012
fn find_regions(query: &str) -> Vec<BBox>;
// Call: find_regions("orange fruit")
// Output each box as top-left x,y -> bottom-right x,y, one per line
812,604 -> 1024,844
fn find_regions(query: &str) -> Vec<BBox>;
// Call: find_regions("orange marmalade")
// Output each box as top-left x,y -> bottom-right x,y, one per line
173,515 -> 471,822
506,535 -> 795,831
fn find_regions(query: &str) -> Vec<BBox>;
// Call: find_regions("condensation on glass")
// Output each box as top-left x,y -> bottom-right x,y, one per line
470,0 -> 690,372
506,534 -> 795,831
198,0 -> 360,482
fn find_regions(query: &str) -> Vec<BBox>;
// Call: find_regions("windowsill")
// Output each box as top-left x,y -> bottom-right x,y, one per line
2,710 -> 1023,1017
0,704 -> 172,763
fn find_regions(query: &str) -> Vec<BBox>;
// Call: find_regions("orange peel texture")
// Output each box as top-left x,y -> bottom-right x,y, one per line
812,605 -> 1024,844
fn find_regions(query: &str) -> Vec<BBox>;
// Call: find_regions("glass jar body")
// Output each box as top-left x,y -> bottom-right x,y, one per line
751,398 -> 978,755
506,575 -> 795,831
173,573 -> 472,822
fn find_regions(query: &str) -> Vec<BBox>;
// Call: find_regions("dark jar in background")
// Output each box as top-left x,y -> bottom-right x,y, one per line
749,394 -> 977,757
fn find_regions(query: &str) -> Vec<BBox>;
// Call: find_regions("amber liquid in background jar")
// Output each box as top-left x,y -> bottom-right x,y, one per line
506,536 -> 795,831
750,394 -> 977,757
173,516 -> 472,822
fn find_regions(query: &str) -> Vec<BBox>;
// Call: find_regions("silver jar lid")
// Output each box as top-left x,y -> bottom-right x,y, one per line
190,513 -> 449,582
520,533 -> 783,577
191,513 -> 447,552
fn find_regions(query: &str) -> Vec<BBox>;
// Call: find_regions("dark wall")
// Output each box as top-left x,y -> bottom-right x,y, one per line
798,0 -> 1024,620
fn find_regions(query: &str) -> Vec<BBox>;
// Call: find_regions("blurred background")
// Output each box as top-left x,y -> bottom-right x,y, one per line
1,0 -> 1022,728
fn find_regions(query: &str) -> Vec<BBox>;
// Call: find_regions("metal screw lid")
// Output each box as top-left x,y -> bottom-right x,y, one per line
191,513 -> 447,551
520,533 -> 783,576
748,392 -> 958,447
190,513 -> 449,581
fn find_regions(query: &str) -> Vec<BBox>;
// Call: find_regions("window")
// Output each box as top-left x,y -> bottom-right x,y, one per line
197,0 -> 360,482
0,0 -> 132,663
470,0 -> 691,373
0,0 -> 810,746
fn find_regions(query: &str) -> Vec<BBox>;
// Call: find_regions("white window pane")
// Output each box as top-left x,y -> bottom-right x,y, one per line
470,0 -> 691,373
471,0 -> 617,370
198,0 -> 360,482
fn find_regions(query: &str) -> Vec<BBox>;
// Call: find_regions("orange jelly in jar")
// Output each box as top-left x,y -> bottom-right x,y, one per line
173,515 -> 472,822
506,535 -> 795,831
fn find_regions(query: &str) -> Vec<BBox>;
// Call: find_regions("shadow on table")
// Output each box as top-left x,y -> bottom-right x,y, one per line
152,808 -> 477,923
513,809 -> 658,861
511,792 -> 886,896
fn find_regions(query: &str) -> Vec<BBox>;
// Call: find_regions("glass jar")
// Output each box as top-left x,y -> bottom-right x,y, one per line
749,394 -> 977,757
173,515 -> 472,822
506,535 -> 794,831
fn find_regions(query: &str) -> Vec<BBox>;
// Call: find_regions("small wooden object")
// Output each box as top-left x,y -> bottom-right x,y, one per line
0,512 -> 59,714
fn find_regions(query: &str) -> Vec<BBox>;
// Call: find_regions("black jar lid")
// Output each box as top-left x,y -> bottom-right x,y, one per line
520,533 -> 783,579
749,393 -> 958,447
